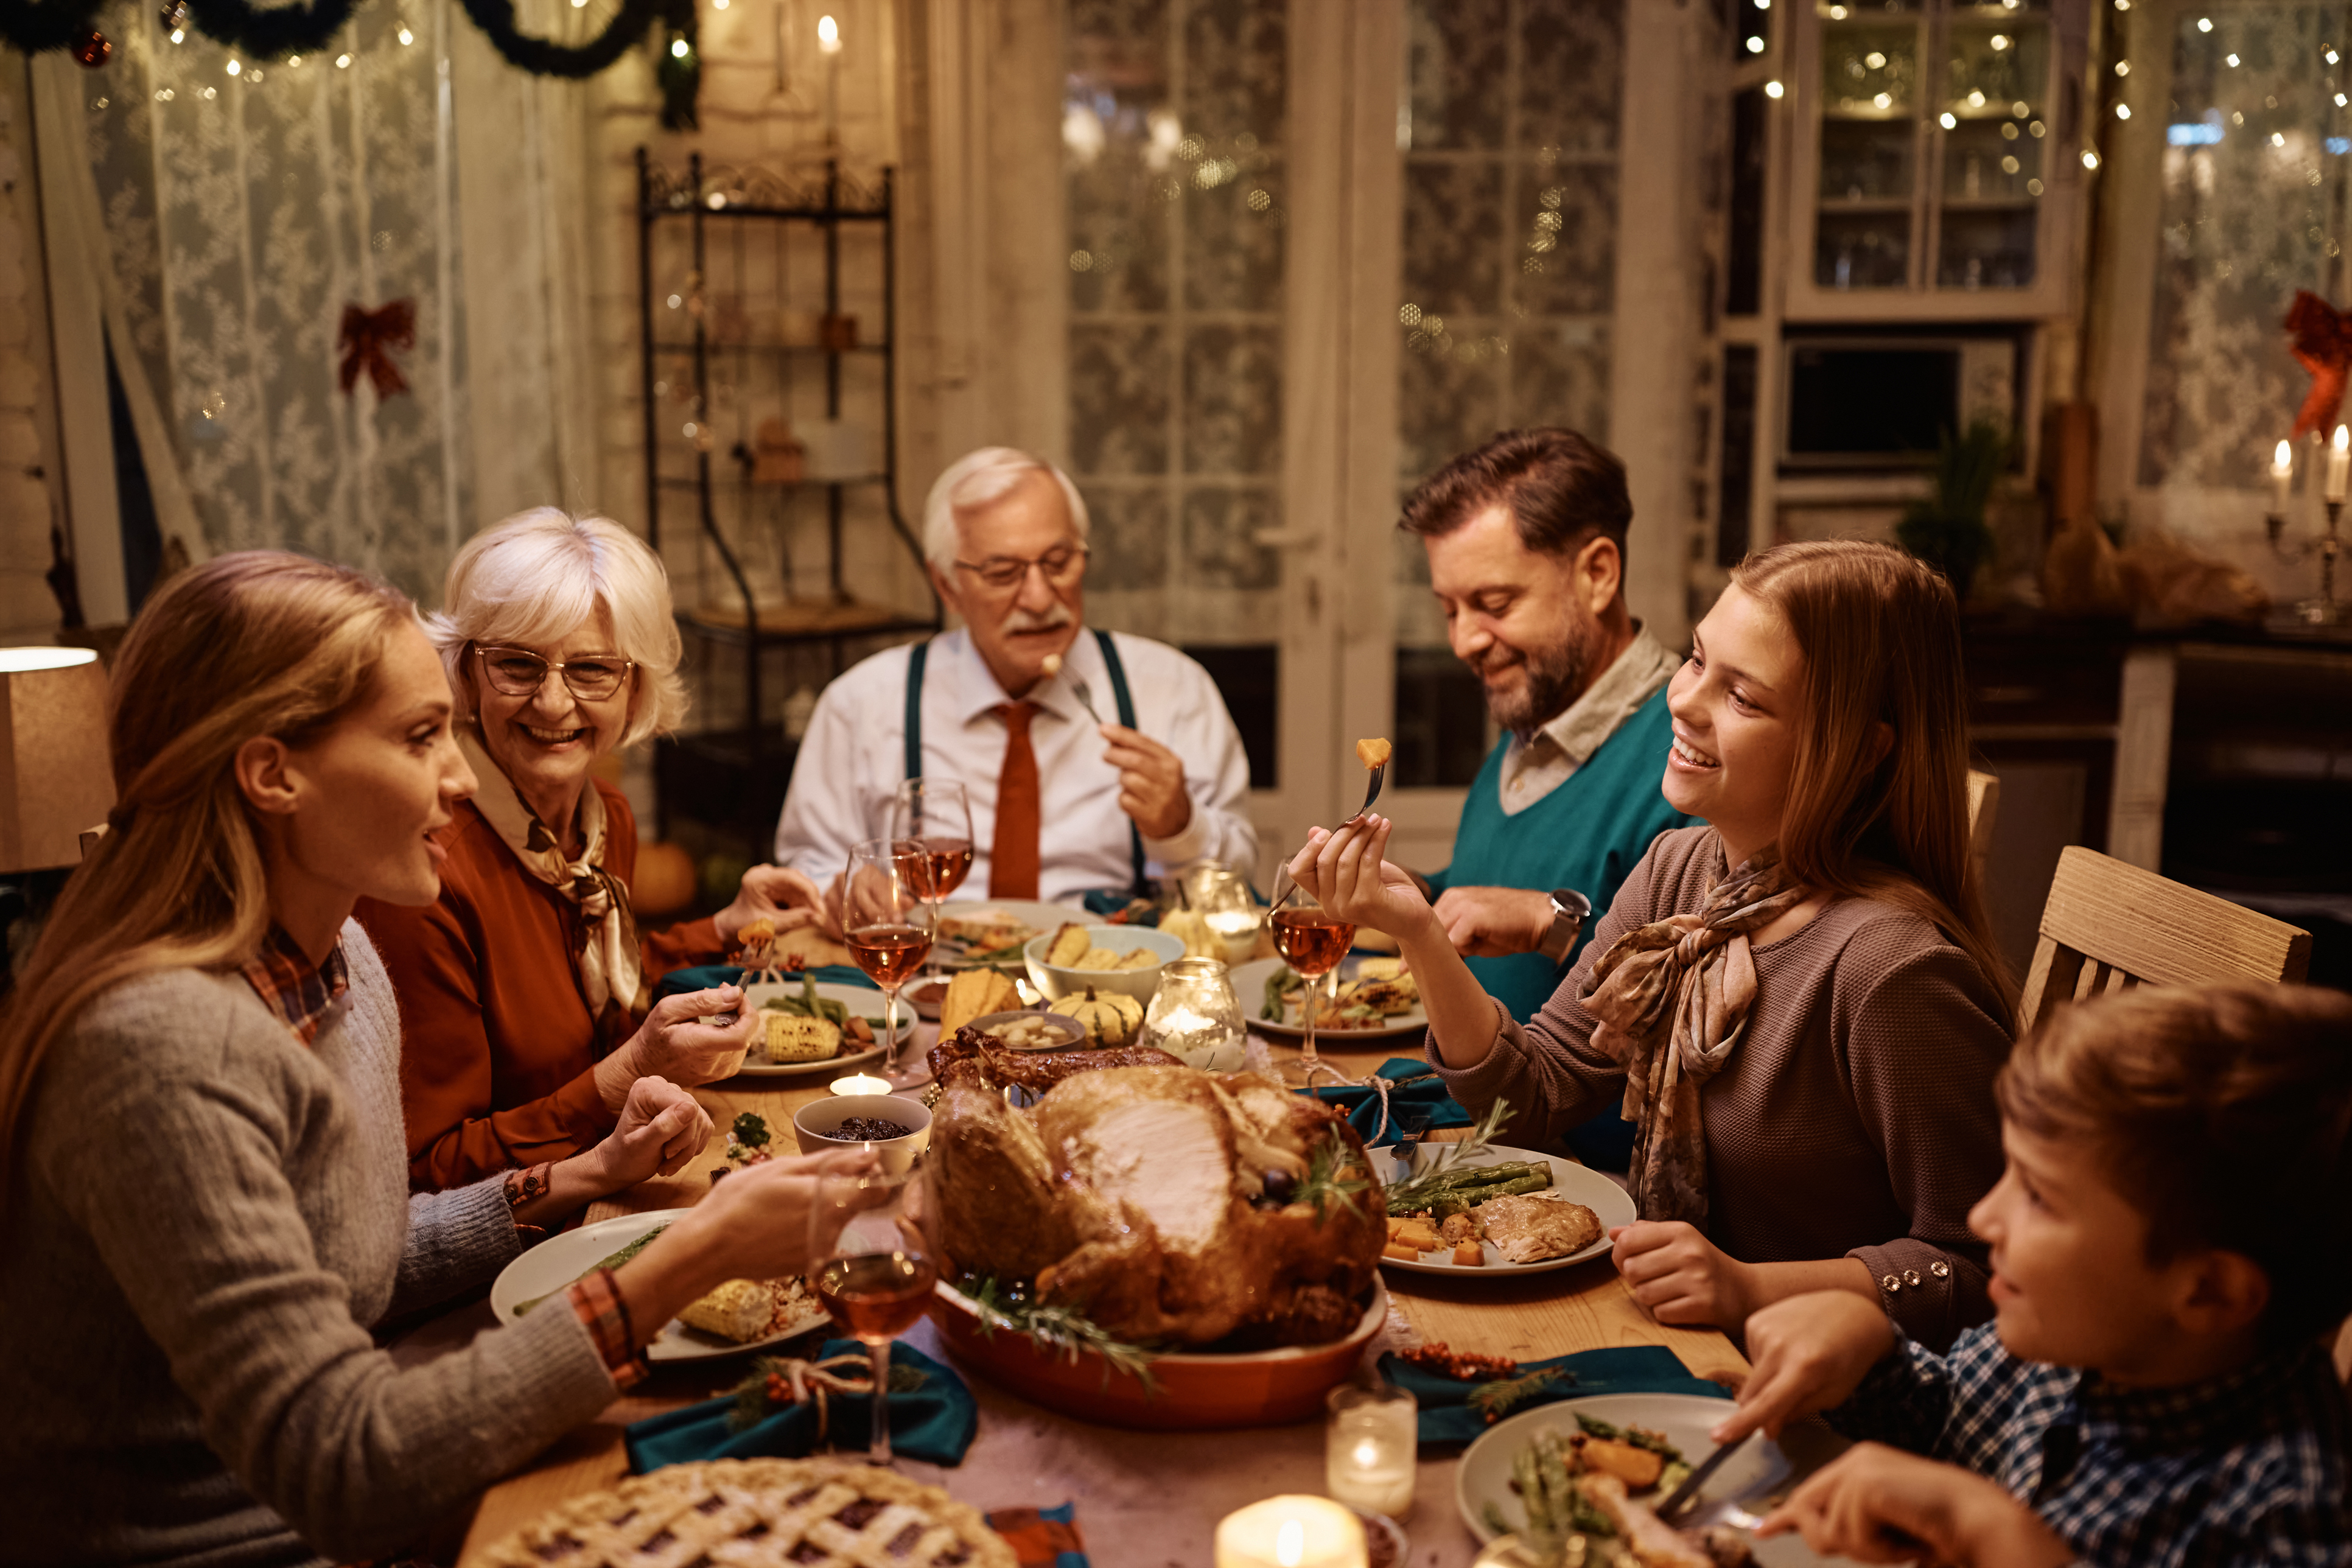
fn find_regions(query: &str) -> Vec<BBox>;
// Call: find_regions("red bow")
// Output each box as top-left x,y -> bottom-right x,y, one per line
2285,290 -> 2352,440
337,299 -> 416,399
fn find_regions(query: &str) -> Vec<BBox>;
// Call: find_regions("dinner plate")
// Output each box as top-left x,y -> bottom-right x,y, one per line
730,981 -> 910,1079
489,1208 -> 828,1363
1459,1394 -> 1847,1566
1369,1144 -> 1634,1274
1231,954 -> 1430,1043
933,898 -> 1081,966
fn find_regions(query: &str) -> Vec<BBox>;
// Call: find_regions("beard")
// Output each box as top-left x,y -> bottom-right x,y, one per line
1469,618 -> 1602,734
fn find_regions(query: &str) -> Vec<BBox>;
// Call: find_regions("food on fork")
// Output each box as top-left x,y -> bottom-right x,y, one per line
1355,737 -> 1392,770
1041,652 -> 1063,677
940,967 -> 1023,1034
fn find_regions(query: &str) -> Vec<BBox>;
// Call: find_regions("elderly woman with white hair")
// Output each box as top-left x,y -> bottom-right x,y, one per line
359,509 -> 825,1192
774,446 -> 1256,906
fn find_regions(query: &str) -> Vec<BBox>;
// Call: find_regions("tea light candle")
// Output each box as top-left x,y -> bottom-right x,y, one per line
1213,1496 -> 1366,1568
2328,425 -> 2350,505
830,1073 -> 891,1096
1325,1384 -> 1418,1518
2272,439 -> 2295,516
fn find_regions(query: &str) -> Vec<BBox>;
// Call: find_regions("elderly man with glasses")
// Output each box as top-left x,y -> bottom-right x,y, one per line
775,446 -> 1256,908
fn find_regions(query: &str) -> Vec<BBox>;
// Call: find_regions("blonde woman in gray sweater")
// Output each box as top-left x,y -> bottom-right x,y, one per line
0,553 -> 867,1567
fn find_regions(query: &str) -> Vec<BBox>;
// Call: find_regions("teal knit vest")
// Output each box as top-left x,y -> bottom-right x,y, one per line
1426,687 -> 1694,1023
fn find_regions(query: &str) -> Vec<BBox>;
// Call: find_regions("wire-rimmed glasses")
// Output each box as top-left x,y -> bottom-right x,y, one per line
471,643 -> 637,701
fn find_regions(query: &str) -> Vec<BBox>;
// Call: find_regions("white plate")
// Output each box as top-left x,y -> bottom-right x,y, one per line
934,898 -> 1082,965
1371,1144 -> 1634,1273
489,1208 -> 828,1363
730,981 -> 911,1079
1459,1394 -> 1848,1566
1232,955 -> 1430,1043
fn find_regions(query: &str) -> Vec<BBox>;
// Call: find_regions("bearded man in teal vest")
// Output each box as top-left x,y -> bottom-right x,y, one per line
1401,429 -> 1694,1168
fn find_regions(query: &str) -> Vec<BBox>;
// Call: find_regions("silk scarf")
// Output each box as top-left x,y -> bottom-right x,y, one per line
458,731 -> 643,1026
1578,842 -> 1807,1228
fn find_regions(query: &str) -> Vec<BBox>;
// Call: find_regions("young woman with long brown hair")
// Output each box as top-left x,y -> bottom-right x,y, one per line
0,553 -> 863,1566
1297,540 -> 2012,1350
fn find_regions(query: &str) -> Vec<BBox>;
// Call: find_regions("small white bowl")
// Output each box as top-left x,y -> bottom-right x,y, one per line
1023,923 -> 1186,1004
965,1009 -> 1088,1052
792,1094 -> 932,1174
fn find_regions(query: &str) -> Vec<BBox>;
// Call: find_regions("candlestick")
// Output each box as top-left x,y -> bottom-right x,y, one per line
830,1073 -> 891,1096
1213,1496 -> 1367,1568
2325,425 -> 2347,504
1326,1384 -> 1418,1519
818,13 -> 841,143
2271,438 -> 2294,517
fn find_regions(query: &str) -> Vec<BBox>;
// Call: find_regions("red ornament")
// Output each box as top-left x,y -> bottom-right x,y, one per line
335,299 -> 418,399
71,29 -> 112,66
2286,290 -> 2352,441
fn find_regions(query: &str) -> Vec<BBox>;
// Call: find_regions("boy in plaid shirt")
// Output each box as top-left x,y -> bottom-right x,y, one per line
1716,982 -> 2352,1567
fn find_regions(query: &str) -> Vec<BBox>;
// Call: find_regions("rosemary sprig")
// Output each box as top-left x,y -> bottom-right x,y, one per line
967,1276 -> 1161,1394
1466,1365 -> 1573,1423
1382,1095 -> 1512,1214
1294,1129 -> 1373,1225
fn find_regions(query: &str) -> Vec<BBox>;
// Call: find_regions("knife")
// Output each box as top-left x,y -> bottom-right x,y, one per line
1653,1430 -> 1754,1527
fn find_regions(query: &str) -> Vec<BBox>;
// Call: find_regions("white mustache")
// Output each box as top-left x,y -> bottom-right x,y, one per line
1002,604 -> 1074,635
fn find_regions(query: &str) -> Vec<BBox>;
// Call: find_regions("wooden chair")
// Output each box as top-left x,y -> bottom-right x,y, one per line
2017,845 -> 2312,1031
1965,768 -> 1999,892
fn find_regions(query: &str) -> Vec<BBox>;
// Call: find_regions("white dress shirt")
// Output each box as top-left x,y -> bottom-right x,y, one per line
774,626 -> 1258,903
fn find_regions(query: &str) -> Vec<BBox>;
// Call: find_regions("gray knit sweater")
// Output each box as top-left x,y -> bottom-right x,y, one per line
0,922 -> 621,1567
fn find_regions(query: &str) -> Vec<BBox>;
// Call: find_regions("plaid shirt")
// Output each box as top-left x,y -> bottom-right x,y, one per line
1831,1321 -> 2352,1567
237,925 -> 351,1047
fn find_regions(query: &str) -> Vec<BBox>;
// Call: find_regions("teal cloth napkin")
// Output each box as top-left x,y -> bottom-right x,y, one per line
1295,1057 -> 1473,1143
1383,1344 -> 1731,1445
653,962 -> 880,1002
625,1339 -> 978,1472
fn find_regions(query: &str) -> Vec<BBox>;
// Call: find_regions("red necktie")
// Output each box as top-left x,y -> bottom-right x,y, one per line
988,701 -> 1040,898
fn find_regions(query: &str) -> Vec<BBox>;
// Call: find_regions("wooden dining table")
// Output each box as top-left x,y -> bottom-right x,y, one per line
448,939 -> 1749,1566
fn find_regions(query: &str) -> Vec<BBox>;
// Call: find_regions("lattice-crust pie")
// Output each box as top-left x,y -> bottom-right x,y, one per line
478,1457 -> 1017,1568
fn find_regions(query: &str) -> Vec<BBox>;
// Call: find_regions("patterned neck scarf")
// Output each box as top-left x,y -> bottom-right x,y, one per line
459,730 -> 642,1023
1578,841 -> 1808,1228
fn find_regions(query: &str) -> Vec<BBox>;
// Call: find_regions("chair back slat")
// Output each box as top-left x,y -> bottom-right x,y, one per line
2017,846 -> 2312,1029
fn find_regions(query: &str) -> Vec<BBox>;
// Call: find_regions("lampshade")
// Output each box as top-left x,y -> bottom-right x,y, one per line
0,648 -> 114,873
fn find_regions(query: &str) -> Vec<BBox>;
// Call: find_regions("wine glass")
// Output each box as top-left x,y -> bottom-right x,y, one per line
1269,864 -> 1357,1088
889,779 -> 973,981
843,837 -> 936,1089
807,1164 -> 936,1466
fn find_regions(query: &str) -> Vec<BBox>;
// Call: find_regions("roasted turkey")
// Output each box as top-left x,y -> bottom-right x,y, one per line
925,1060 -> 1385,1348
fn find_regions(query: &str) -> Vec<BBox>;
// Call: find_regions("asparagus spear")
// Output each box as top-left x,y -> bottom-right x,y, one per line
513,1223 -> 669,1317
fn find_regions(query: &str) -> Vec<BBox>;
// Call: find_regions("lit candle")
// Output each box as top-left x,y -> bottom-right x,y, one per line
1325,1384 -> 1418,1518
1213,1496 -> 1367,1568
817,13 -> 841,142
2328,425 -> 2349,505
2272,439 -> 2295,517
830,1073 -> 891,1096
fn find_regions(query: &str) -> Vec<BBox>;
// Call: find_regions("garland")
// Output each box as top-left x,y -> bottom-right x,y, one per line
0,0 -> 701,123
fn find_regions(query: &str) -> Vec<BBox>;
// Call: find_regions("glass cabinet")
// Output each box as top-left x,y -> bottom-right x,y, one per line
1793,0 -> 2083,317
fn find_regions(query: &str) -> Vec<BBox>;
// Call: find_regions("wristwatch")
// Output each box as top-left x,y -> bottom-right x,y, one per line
1537,887 -> 1592,965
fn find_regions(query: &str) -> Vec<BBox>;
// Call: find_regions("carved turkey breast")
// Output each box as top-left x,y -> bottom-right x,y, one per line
926,1062 -> 1385,1348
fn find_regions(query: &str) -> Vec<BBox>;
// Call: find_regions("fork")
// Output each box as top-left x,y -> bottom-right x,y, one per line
1393,1108 -> 1434,1180
1348,758 -> 1387,824
1043,653 -> 1108,726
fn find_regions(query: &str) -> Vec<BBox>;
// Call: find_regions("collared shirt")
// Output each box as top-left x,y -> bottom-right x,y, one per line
237,925 -> 351,1048
1832,1321 -> 2352,1567
775,626 -> 1258,902
1496,629 -> 1681,818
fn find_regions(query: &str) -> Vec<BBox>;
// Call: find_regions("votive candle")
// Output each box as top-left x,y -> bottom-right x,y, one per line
830,1073 -> 891,1096
2272,439 -> 2295,516
1213,1496 -> 1367,1568
1325,1384 -> 1418,1519
2327,425 -> 2349,505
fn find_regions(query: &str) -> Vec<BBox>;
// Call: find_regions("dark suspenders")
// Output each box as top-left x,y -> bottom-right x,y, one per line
903,630 -> 1148,895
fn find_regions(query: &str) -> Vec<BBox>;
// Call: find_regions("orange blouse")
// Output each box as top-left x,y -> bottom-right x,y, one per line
356,780 -> 724,1191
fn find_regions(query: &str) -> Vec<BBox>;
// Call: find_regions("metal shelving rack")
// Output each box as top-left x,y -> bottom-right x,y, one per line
635,148 -> 939,853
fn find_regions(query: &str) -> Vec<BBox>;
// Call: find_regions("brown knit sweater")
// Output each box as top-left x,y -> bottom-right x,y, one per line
1430,824 -> 2012,1349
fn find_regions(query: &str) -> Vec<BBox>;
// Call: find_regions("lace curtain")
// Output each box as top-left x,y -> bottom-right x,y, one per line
76,0 -> 597,606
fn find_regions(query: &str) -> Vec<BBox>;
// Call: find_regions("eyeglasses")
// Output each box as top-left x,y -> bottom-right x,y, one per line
473,644 -> 637,701
951,544 -> 1089,590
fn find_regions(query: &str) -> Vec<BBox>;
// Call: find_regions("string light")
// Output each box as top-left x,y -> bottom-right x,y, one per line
2116,103 -> 2130,119
168,27 -> 183,42
2226,52 -> 2240,67
1745,35 -> 1764,53
335,52 -> 352,66
1940,111 -> 1958,128
2197,16 -> 2213,31
1764,79 -> 1783,99
817,14 -> 841,53
2082,149 -> 2101,169
225,58 -> 239,75
397,23 -> 414,44
2115,60 -> 2129,76
670,35 -> 688,55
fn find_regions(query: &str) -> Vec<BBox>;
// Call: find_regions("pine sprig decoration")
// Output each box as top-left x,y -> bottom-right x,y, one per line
1466,1365 -> 1572,1423
967,1277 -> 1160,1393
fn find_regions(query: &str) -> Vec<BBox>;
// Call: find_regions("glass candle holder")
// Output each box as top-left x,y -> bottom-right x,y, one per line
1325,1383 -> 1418,1519
1137,957 -> 1246,1071
1213,1496 -> 1368,1568
1189,863 -> 1267,964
